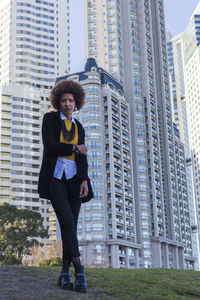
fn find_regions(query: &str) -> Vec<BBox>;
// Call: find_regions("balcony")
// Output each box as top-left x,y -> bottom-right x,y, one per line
125,191 -> 133,198
123,135 -> 129,142
116,207 -> 124,214
121,106 -> 128,113
126,220 -> 134,227
111,101 -> 119,109
124,172 -> 131,179
112,111 -> 120,118
114,151 -> 122,159
114,157 -> 121,165
115,187 -> 123,194
114,167 -> 122,175
124,163 -> 131,170
124,182 -> 132,188
122,126 -> 129,133
127,231 -> 134,237
115,177 -> 122,184
123,153 -> 131,160
113,129 -> 120,137
116,218 -> 124,224
122,118 -> 128,125
113,139 -> 121,146
112,119 -> 120,127
125,201 -> 133,207
126,211 -> 133,217
115,197 -> 123,204
117,228 -> 125,235
123,144 -> 130,151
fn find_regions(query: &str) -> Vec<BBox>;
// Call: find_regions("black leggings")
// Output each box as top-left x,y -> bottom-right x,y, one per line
49,175 -> 82,260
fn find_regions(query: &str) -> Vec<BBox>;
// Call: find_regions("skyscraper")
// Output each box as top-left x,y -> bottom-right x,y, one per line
84,0 -> 196,269
84,0 -> 124,85
53,58 -> 141,268
0,0 -> 70,88
167,3 -> 200,268
0,0 -> 70,229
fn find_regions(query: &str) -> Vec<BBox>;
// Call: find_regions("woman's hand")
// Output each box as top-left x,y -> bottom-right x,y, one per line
78,144 -> 87,155
79,180 -> 88,198
73,144 -> 87,155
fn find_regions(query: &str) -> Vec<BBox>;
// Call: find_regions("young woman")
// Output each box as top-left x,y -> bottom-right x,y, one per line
38,80 -> 93,293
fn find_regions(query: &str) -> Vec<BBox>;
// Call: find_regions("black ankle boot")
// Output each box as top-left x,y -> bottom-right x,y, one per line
75,266 -> 87,293
57,269 -> 73,290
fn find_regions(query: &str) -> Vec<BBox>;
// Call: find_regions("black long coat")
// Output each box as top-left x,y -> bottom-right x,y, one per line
38,111 -> 93,203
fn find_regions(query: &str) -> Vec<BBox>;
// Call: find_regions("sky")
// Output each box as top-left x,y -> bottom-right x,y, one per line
164,0 -> 200,36
69,0 -> 200,73
69,0 -> 85,73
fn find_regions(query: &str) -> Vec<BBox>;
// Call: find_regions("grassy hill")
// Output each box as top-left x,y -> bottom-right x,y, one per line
1,266 -> 200,299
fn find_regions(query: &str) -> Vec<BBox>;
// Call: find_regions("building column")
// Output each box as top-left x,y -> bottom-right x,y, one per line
173,246 -> 179,269
110,245 -> 119,268
125,247 -> 129,268
135,249 -> 139,268
163,243 -> 169,268
152,241 -> 162,267
87,244 -> 93,267
178,247 -> 184,269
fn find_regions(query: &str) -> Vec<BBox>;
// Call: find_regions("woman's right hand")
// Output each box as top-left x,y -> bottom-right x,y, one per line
75,144 -> 87,155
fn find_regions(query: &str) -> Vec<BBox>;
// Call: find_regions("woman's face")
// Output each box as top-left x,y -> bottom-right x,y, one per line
60,93 -> 76,118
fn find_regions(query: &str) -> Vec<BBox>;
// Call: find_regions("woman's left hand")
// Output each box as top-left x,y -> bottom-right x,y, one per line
79,180 -> 88,198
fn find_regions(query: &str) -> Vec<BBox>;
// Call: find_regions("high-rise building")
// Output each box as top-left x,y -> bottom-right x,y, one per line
167,3 -> 200,269
84,0 -> 124,85
53,58 -> 141,268
0,0 -> 70,88
84,0 -> 196,269
0,0 -> 70,229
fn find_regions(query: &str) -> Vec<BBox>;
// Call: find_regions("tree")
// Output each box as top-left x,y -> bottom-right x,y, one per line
0,202 -> 48,265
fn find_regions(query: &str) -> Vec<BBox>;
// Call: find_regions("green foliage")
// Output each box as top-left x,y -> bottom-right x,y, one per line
38,257 -> 62,267
0,202 -> 48,265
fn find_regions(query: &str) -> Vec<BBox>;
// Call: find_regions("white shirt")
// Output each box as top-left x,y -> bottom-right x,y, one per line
53,111 -> 77,180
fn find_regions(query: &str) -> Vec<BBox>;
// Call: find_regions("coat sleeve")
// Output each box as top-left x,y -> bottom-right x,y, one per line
42,113 -> 74,156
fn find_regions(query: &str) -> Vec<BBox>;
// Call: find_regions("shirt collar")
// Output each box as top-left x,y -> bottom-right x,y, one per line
60,111 -> 76,124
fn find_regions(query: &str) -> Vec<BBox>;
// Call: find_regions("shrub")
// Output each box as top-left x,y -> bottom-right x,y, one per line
39,257 -> 62,267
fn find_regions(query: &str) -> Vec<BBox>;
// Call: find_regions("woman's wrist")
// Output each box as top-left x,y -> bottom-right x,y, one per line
73,144 -> 79,154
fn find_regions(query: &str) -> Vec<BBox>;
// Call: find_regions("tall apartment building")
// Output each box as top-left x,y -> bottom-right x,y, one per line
53,58 -> 141,268
0,0 -> 70,229
84,0 -> 124,85
84,0 -> 196,269
167,3 -> 200,268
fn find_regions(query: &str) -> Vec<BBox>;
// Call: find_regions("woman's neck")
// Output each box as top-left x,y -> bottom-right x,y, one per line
64,113 -> 72,121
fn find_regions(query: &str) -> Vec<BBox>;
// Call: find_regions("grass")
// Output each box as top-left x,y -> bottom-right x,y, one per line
86,268 -> 200,299
0,266 -> 200,299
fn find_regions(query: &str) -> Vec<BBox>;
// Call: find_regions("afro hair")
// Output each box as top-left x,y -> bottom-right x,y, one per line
49,80 -> 85,110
